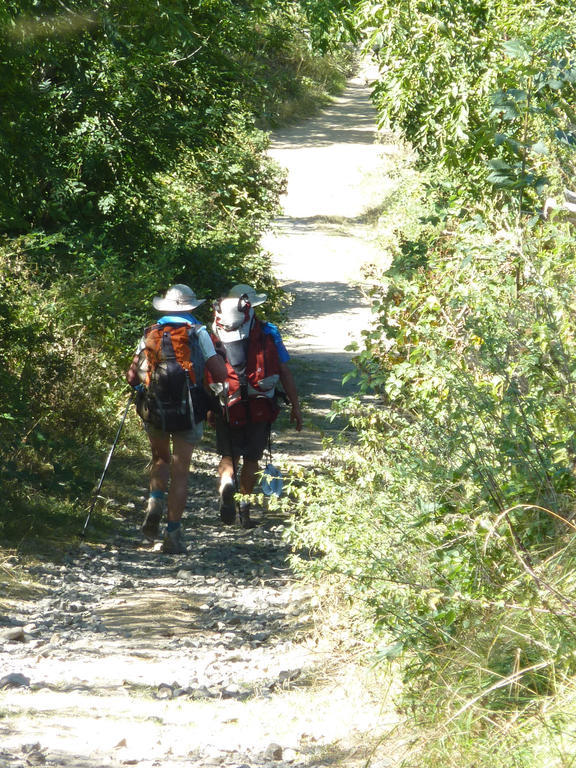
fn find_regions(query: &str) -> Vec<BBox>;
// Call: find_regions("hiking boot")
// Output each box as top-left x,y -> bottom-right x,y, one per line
219,483 -> 236,525
141,499 -> 163,541
161,526 -> 187,555
239,501 -> 255,529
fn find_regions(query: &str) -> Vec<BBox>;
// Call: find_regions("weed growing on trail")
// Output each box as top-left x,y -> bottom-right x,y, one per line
0,556 -> 48,607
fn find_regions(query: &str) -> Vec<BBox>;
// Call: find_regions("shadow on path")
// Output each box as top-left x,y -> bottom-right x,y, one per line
284,280 -> 365,320
272,81 -> 378,149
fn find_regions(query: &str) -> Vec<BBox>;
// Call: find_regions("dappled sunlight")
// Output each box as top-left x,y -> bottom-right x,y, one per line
263,75 -> 396,426
271,78 -> 381,150
0,68 -> 398,768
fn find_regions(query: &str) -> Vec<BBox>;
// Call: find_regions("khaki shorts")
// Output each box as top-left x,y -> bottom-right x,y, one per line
145,421 -> 204,445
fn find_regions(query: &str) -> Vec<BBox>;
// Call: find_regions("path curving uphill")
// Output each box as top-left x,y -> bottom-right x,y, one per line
0,74 -> 400,768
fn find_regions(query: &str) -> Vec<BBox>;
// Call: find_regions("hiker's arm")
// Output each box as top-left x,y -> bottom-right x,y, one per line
279,362 -> 302,431
198,326 -> 227,384
126,354 -> 140,388
205,353 -> 227,384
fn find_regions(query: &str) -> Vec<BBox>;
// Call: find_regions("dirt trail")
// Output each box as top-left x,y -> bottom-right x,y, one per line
263,72 -> 397,457
0,74 -> 400,768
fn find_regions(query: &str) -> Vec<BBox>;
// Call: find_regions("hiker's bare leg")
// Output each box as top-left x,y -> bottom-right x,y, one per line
240,459 -> 259,495
166,434 -> 195,523
148,434 -> 171,493
218,455 -> 239,489
218,455 -> 259,494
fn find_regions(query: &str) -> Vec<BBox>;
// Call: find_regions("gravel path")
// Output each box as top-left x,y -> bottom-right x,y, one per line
0,73 -> 400,768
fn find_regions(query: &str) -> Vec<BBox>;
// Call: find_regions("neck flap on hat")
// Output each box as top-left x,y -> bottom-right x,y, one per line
214,298 -> 254,341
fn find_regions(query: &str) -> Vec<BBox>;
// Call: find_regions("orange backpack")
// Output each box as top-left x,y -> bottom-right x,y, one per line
136,322 -> 207,431
141,324 -> 198,386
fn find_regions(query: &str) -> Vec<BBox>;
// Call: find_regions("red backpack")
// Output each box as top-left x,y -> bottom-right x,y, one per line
207,319 -> 281,427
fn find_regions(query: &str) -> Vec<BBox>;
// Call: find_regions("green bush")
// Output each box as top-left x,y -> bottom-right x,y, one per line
0,0 -> 352,543
287,103 -> 576,762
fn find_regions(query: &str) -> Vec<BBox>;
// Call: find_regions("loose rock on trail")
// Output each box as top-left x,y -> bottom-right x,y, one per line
0,72 -> 400,768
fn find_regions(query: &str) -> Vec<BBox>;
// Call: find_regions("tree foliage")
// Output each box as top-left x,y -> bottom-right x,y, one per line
361,0 -> 576,208
0,0 -> 353,538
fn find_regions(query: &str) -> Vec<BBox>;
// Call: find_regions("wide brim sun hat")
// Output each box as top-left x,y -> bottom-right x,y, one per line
152,284 -> 206,312
213,284 -> 266,342
226,283 -> 267,307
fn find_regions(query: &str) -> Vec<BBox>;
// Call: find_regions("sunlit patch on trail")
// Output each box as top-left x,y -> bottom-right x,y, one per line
95,590 -> 207,639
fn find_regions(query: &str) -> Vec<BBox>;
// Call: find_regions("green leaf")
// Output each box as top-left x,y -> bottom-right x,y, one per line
487,167 -> 518,188
490,91 -> 524,121
375,641 -> 404,661
506,89 -> 529,103
494,134 -> 525,157
533,175 -> 550,194
555,129 -> 576,148
502,39 -> 531,61
488,158 -> 513,171
531,140 -> 548,155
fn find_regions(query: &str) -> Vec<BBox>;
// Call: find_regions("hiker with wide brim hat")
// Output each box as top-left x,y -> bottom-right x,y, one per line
206,283 -> 302,528
127,284 -> 227,553
151,283 -> 206,312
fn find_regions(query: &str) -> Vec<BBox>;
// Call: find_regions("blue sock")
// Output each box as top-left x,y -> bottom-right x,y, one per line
150,490 -> 165,501
166,521 -> 180,532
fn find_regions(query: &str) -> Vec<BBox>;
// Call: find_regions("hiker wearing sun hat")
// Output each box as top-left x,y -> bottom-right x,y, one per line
127,284 -> 227,553
206,283 -> 302,528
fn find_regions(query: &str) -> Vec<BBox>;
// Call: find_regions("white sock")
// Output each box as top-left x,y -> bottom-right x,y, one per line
219,478 -> 234,494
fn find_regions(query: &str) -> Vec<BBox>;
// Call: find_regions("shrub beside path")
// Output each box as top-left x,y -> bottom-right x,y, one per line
0,72 -> 402,768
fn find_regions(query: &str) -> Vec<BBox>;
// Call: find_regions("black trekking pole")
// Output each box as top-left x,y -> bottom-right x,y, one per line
81,389 -> 136,539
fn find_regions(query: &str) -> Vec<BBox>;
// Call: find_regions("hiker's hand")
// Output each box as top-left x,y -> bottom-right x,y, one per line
126,354 -> 140,387
290,405 -> 303,431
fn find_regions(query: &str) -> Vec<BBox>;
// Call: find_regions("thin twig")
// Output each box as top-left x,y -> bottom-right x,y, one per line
168,45 -> 204,65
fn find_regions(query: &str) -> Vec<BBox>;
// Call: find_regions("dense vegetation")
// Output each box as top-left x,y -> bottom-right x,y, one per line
0,0 -> 354,541
4,0 -> 576,763
285,1 -> 576,765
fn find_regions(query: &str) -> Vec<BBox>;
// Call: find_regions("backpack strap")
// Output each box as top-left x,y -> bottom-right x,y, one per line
187,324 -> 207,385
160,329 -> 178,363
